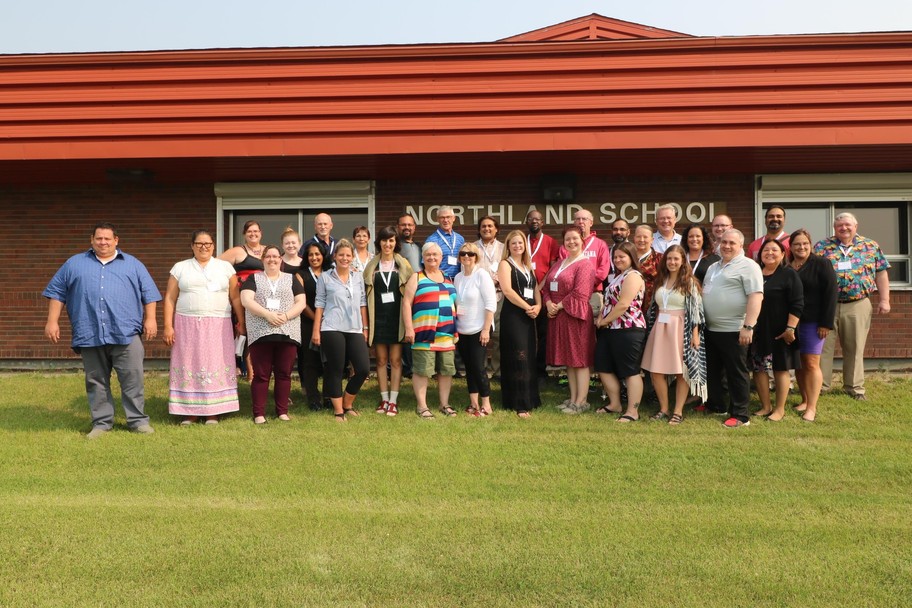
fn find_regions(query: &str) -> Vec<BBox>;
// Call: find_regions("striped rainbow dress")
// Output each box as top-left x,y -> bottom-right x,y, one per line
411,272 -> 457,351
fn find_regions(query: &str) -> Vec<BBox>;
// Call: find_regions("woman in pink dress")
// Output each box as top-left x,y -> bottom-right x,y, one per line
542,225 -> 596,413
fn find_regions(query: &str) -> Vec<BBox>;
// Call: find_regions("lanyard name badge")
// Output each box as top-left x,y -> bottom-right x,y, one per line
838,244 -> 854,271
583,235 -> 596,258
551,257 -> 577,292
528,235 -> 543,271
438,229 -> 458,266
658,279 -> 674,324
379,264 -> 396,304
510,258 -> 534,300
265,275 -> 282,310
194,259 -> 220,292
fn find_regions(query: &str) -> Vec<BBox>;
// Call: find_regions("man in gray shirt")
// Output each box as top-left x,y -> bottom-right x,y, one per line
397,213 -> 422,272
702,229 -> 763,427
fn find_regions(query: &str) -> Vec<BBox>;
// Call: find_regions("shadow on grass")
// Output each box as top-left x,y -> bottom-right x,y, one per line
0,400 -> 88,432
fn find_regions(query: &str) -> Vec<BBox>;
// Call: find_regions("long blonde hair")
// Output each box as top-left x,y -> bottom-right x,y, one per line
501,229 -> 532,268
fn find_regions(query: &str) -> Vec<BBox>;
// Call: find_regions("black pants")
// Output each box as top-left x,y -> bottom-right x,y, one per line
456,331 -> 491,398
705,330 -> 751,422
297,341 -> 325,407
320,331 -> 370,400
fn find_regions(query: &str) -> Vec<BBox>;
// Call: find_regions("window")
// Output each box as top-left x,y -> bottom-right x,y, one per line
215,181 -> 374,254
758,174 -> 912,286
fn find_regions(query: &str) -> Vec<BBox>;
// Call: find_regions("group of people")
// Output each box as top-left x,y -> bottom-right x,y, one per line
43,204 -> 890,437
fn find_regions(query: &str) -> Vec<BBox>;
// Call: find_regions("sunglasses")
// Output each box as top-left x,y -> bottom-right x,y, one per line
458,251 -> 477,258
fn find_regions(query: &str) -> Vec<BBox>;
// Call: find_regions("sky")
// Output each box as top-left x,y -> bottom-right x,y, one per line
3,0 -> 912,54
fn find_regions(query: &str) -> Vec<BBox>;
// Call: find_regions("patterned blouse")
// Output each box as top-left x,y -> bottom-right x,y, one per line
814,235 -> 890,303
240,272 -> 303,346
602,270 -> 647,330
636,249 -> 663,311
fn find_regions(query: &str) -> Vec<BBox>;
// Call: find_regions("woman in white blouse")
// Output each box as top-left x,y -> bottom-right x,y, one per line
163,230 -> 244,425
454,242 -> 497,416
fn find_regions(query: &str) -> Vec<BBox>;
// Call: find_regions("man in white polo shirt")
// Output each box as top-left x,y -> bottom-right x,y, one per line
702,229 -> 763,428
652,204 -> 682,253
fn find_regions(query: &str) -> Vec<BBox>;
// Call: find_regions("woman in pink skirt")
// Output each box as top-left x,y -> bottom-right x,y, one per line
640,244 -> 707,425
163,230 -> 244,425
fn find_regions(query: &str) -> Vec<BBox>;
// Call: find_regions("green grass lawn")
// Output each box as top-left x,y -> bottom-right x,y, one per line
1,371 -> 910,607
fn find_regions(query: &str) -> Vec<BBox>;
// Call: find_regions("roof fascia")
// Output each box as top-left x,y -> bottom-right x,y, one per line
2,32 -> 912,67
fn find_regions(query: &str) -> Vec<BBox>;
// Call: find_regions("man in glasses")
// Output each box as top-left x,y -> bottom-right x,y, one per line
711,214 -> 734,254
526,209 -> 560,379
425,206 -> 465,280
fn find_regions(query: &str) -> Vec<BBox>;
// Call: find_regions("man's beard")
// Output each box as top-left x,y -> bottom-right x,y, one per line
527,224 -> 541,235
612,234 -> 627,244
768,221 -> 782,231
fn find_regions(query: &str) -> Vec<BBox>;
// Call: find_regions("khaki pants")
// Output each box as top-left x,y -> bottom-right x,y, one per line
820,298 -> 872,396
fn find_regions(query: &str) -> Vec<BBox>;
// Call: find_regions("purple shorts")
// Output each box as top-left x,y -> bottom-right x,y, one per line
798,322 -> 825,355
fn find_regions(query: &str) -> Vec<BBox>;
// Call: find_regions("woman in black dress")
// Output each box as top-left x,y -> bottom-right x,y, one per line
297,241 -> 328,411
788,228 -> 837,422
496,230 -> 542,417
684,224 -> 721,285
363,226 -> 414,417
751,238 -> 804,421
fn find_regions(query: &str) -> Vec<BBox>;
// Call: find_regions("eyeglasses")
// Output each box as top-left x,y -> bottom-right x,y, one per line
458,251 -> 477,258
193,242 -> 214,248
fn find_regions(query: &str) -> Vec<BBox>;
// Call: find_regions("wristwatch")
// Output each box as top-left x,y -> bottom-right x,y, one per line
742,324 -> 754,330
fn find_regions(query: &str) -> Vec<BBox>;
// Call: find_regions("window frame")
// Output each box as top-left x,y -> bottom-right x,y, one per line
214,181 -> 375,251
757,174 -> 912,288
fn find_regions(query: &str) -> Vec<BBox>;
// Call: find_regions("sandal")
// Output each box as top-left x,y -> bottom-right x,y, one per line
669,413 -> 683,426
385,403 -> 399,416
616,414 -> 638,423
440,405 -> 457,417
334,412 -> 346,422
517,411 -> 531,419
343,408 -> 360,417
595,404 -> 622,415
417,408 -> 434,419
650,412 -> 669,421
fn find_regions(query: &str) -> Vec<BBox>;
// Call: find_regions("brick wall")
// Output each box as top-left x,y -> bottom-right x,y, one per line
2,175 -> 909,362
1,181 -> 215,361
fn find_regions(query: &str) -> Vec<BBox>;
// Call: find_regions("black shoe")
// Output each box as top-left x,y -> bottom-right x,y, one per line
308,401 -> 322,412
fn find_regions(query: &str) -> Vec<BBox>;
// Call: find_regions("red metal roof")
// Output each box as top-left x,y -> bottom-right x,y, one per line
500,14 -> 691,42
0,17 -> 911,166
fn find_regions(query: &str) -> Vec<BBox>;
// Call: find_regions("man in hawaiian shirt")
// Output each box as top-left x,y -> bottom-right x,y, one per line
814,212 -> 891,400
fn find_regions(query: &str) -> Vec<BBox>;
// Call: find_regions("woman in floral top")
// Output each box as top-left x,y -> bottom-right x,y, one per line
594,242 -> 647,423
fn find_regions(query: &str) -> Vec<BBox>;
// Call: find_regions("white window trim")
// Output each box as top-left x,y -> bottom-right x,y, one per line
214,181 -> 375,251
757,173 -> 912,288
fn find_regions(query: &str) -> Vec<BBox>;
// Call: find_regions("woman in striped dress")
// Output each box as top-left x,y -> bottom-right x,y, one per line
402,242 -> 458,419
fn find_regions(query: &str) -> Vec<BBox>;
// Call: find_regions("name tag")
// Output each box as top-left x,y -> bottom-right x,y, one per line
380,291 -> 395,304
266,298 -> 281,310
837,261 -> 852,271
523,287 -> 534,300
447,255 -> 458,266
658,313 -> 671,324
207,280 -> 220,292
550,281 -> 559,292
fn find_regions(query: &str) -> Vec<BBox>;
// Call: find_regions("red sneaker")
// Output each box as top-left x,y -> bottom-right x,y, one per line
722,417 -> 750,428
